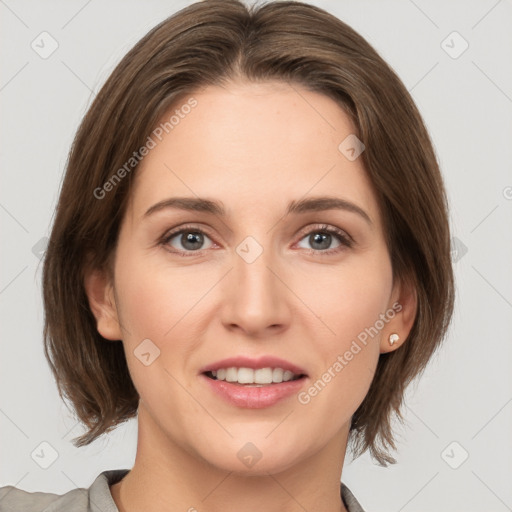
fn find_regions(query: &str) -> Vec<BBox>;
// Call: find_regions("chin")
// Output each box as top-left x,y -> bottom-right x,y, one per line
197,440 -> 305,476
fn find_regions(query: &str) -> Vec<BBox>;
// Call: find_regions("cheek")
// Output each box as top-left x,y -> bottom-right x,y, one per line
114,249 -> 191,340
303,252 -> 393,345
112,257 -> 184,406
112,251 -> 207,383
298,254 -> 392,408
117,275 -> 169,339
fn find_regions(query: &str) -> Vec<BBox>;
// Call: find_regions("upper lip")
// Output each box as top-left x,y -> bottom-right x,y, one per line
200,356 -> 307,376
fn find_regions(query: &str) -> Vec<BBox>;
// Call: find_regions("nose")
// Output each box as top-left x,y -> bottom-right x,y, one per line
220,241 -> 291,337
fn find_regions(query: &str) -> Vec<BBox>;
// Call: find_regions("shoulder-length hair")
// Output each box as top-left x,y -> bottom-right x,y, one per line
42,0 -> 455,466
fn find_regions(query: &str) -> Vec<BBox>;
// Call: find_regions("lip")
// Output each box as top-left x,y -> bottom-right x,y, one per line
200,373 -> 308,409
199,356 -> 307,376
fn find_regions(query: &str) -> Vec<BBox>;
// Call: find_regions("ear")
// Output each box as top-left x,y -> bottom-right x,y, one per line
380,275 -> 417,354
83,267 -> 123,341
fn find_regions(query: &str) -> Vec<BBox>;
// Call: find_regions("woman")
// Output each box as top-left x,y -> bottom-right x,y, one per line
0,1 -> 454,510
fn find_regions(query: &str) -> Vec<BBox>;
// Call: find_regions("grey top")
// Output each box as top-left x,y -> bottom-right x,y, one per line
0,469 -> 365,511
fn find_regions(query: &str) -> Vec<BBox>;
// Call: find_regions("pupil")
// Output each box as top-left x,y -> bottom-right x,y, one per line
311,233 -> 330,250
183,232 -> 203,250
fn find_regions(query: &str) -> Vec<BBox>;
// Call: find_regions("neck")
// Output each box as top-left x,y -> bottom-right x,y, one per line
110,405 -> 350,512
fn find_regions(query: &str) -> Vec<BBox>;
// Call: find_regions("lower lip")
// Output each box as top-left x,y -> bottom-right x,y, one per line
200,374 -> 307,409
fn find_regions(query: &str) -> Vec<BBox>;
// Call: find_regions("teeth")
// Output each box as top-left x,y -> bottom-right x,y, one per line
254,368 -> 273,384
272,368 -> 283,382
238,367 -> 254,384
209,367 -> 301,384
226,367 -> 238,382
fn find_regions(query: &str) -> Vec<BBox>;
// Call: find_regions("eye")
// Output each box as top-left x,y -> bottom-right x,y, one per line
296,224 -> 353,255
160,223 -> 353,257
160,225 -> 215,256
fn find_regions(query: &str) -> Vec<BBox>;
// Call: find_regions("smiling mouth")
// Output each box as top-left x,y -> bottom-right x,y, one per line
203,367 -> 306,387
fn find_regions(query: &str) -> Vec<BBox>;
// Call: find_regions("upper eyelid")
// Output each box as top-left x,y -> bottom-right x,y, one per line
162,223 -> 216,242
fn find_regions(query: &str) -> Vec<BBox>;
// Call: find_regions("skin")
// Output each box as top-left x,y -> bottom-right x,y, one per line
85,81 -> 416,512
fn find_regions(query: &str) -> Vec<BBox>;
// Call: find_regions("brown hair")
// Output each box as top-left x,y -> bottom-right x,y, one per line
42,0 -> 454,466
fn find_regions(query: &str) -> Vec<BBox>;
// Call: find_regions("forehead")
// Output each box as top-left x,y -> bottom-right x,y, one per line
129,81 -> 380,225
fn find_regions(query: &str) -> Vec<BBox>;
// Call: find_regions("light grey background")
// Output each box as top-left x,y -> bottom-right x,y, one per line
1,1 -> 511,511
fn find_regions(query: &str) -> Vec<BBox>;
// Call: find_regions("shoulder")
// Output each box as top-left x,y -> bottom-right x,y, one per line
0,469 -> 129,512
341,482 -> 366,512
0,486 -> 62,511
0,485 -> 89,512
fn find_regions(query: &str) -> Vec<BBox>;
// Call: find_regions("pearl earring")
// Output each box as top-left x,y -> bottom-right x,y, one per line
389,333 -> 399,346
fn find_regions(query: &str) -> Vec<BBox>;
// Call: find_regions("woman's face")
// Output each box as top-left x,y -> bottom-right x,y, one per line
90,81 -> 413,474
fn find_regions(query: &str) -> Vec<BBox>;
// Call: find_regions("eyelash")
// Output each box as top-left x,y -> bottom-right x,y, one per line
159,223 -> 354,257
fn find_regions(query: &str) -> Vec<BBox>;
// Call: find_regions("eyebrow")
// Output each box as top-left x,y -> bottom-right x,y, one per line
143,195 -> 372,225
